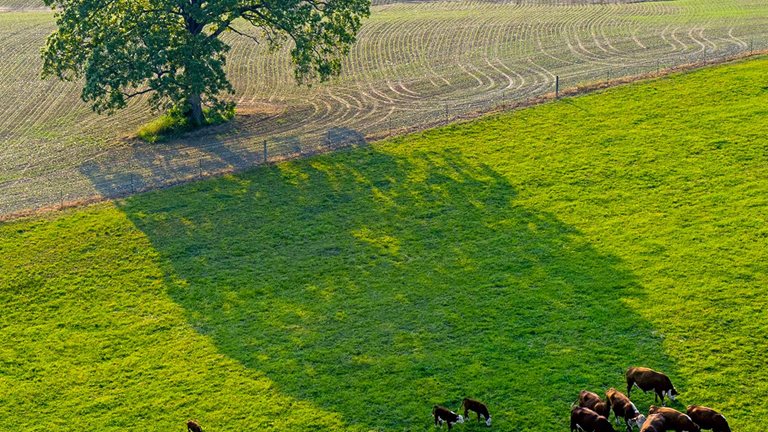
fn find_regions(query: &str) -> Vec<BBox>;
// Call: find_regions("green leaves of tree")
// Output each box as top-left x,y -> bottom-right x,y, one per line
41,0 -> 371,122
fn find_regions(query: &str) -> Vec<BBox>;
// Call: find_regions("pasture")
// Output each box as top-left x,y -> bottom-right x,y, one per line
2,57 -> 767,431
1,0 -> 768,215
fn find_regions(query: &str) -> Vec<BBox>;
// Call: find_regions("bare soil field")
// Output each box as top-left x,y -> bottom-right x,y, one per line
1,0 -> 767,216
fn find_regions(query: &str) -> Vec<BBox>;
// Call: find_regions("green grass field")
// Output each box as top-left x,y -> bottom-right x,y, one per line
2,57 -> 767,431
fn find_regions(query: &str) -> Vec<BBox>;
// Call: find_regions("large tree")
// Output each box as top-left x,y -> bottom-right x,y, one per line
42,0 -> 370,126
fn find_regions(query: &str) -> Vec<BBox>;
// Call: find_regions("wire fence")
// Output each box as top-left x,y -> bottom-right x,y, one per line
1,38 -> 766,220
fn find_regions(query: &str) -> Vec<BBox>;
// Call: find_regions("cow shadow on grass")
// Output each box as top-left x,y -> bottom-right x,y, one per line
116,146 -> 681,431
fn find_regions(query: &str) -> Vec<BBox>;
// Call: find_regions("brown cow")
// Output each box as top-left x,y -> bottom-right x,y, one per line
460,398 -> 492,426
640,414 -> 669,432
607,388 -> 646,432
433,405 -> 465,430
626,367 -> 678,406
649,406 -> 700,432
578,390 -> 611,418
187,420 -> 203,432
571,406 -> 617,432
686,406 -> 731,432
648,405 -> 701,432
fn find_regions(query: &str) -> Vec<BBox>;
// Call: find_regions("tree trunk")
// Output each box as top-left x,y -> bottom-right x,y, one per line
187,93 -> 204,127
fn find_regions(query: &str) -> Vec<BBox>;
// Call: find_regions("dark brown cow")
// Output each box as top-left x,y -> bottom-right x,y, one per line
649,406 -> 700,432
460,398 -> 492,426
640,414 -> 669,432
571,406 -> 617,432
686,406 -> 731,432
433,405 -> 465,430
606,388 -> 646,432
579,390 -> 611,418
187,420 -> 203,432
626,367 -> 678,406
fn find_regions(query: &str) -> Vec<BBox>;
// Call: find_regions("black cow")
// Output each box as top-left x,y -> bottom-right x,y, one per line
433,405 -> 465,430
461,398 -> 492,426
187,420 -> 203,432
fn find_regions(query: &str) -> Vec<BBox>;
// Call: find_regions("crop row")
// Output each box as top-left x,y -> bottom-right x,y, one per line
0,0 -> 767,216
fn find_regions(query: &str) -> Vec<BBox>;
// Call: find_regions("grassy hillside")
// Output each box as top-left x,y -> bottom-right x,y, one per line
2,57 -> 767,431
2,0 -> 768,215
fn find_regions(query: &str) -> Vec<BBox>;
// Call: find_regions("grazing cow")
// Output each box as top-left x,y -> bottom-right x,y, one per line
626,367 -> 678,406
640,414 -> 669,432
606,388 -> 646,432
649,406 -> 700,432
433,405 -> 465,430
579,390 -> 611,418
571,406 -> 616,432
187,420 -> 203,432
686,406 -> 731,432
461,398 -> 492,426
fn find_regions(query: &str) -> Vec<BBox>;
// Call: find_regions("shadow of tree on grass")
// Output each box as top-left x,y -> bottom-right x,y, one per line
117,146 -> 678,431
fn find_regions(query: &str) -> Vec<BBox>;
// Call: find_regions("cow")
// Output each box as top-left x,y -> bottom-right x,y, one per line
578,390 -> 611,419
187,420 -> 203,432
648,406 -> 700,432
686,406 -> 731,432
460,398 -> 492,426
640,414 -> 669,432
606,388 -> 646,432
626,367 -> 678,406
571,406 -> 616,432
433,405 -> 464,430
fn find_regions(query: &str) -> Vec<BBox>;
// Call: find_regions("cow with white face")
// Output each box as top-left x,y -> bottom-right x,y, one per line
433,405 -> 464,430
626,367 -> 678,406
607,388 -> 646,432
460,398 -> 492,426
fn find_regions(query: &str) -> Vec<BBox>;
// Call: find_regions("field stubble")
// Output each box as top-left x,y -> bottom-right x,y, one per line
1,0 -> 768,217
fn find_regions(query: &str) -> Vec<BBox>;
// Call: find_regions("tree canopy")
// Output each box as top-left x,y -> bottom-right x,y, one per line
41,0 -> 371,126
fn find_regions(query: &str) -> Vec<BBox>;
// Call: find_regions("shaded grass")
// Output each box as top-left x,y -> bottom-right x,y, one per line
2,57 -> 768,431
137,107 -> 235,143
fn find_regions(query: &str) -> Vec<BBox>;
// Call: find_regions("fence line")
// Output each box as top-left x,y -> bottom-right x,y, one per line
1,40 -> 766,221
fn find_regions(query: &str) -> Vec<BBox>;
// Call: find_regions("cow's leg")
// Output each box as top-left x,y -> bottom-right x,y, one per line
627,380 -> 633,397
658,392 -> 665,407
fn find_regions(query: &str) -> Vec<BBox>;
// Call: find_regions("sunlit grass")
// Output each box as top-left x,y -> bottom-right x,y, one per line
1,57 -> 767,431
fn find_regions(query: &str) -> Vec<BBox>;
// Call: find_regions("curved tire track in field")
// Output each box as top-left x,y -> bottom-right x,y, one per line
2,0 -> 768,215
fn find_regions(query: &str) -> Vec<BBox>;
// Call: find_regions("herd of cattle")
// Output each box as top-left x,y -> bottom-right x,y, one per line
432,367 -> 731,432
571,367 -> 730,432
